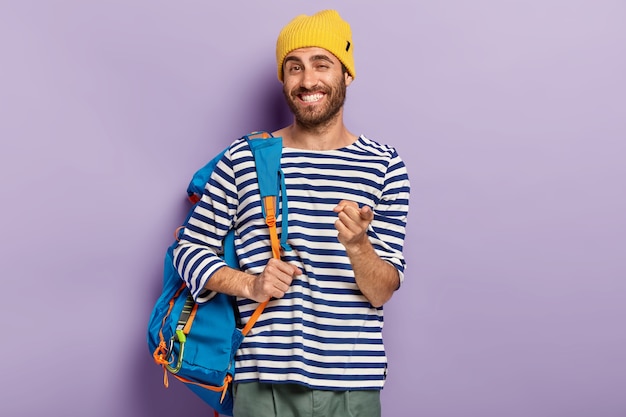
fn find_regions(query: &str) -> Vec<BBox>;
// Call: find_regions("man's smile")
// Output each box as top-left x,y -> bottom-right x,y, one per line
299,92 -> 325,103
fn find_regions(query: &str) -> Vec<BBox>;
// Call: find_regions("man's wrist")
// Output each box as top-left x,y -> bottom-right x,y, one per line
344,237 -> 373,257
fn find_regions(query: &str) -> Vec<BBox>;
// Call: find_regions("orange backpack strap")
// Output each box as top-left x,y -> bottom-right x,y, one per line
241,195 -> 281,336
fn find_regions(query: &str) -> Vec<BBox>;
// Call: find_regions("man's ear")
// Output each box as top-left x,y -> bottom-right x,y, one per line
345,72 -> 353,86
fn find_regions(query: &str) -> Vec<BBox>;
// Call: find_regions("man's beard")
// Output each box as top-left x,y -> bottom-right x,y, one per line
283,75 -> 347,130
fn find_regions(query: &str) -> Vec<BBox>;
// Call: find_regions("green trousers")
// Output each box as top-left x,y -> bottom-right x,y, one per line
232,382 -> 381,417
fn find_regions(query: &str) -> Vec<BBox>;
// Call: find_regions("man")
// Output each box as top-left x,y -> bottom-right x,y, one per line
173,9 -> 410,417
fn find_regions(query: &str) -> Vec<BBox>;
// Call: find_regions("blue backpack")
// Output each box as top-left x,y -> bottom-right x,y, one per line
147,131 -> 288,416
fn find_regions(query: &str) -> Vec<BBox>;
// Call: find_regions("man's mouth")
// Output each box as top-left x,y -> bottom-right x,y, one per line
299,92 -> 325,103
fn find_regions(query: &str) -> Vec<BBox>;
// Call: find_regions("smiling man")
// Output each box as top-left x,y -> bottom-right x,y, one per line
173,9 -> 411,417
280,49 -> 348,132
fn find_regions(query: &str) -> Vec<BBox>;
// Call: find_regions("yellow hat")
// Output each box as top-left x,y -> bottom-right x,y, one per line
276,9 -> 355,81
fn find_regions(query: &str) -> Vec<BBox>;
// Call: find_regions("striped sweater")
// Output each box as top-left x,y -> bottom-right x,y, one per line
173,134 -> 410,390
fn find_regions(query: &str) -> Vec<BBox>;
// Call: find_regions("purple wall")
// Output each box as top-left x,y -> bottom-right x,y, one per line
1,1 -> 625,416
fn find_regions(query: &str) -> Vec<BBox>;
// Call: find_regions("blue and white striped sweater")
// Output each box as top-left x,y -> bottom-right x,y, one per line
173,135 -> 410,390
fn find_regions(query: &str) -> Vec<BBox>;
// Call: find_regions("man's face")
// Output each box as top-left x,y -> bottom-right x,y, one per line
282,47 -> 352,128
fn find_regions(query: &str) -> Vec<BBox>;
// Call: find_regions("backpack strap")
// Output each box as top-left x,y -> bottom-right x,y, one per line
241,131 -> 287,336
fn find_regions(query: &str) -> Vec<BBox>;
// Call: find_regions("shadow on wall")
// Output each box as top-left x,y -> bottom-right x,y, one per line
262,81 -> 292,133
232,66 -> 293,135
126,69 -> 291,417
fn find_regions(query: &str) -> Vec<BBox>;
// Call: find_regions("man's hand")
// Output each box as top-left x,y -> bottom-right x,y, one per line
247,258 -> 301,302
333,200 -> 399,307
333,200 -> 374,250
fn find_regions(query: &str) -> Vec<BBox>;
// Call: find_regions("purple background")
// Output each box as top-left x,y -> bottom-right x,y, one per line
1,1 -> 625,416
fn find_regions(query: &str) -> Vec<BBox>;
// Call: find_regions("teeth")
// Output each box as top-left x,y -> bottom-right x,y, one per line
301,93 -> 323,103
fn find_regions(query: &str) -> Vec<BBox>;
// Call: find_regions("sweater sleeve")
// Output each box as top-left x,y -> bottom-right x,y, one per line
172,146 -> 239,301
369,148 -> 411,284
